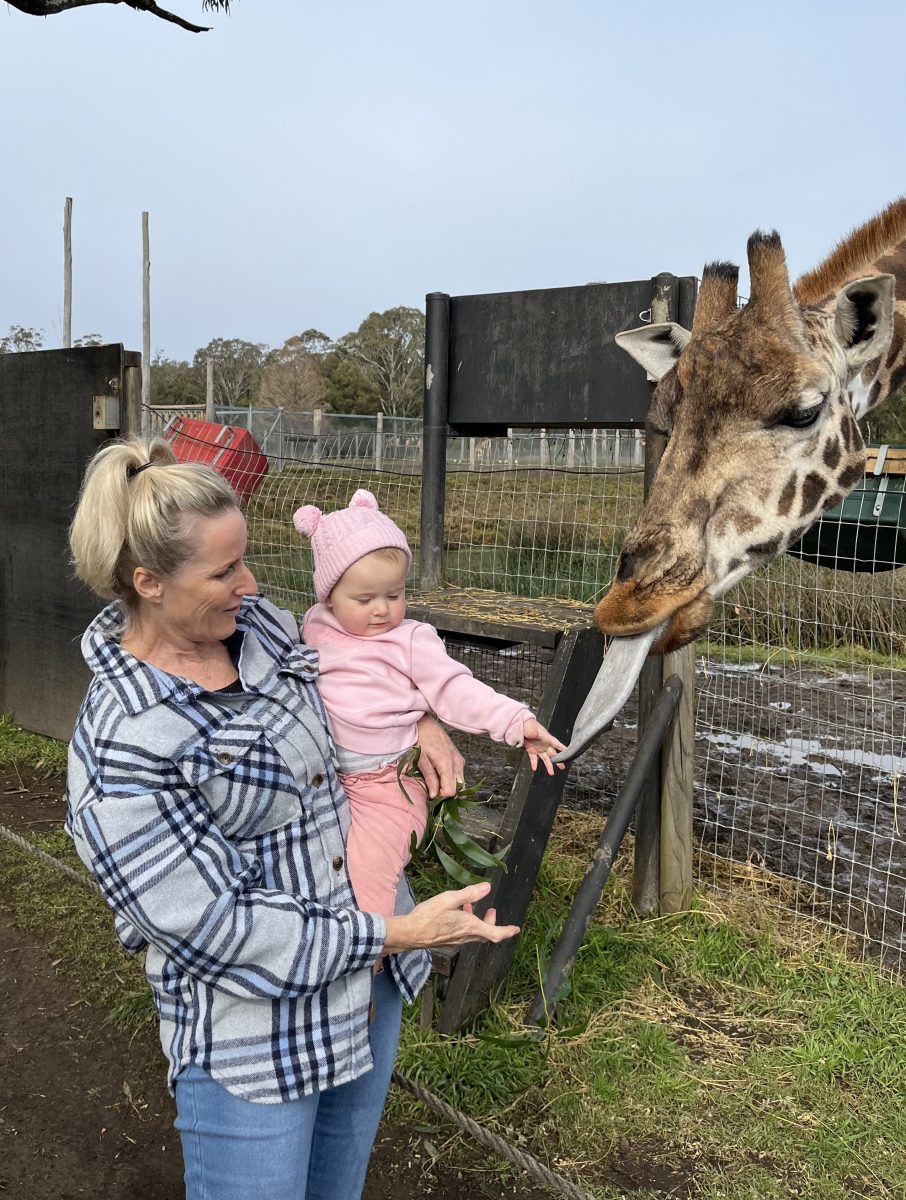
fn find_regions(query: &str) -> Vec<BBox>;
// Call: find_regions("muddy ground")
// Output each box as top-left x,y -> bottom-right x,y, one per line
452,643 -> 906,963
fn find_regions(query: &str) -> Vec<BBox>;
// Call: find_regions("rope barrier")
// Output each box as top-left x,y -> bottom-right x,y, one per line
0,822 -> 594,1200
391,1070 -> 594,1200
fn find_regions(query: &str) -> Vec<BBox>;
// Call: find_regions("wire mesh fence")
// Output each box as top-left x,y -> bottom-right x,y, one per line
147,406 -> 645,473
158,413 -> 906,973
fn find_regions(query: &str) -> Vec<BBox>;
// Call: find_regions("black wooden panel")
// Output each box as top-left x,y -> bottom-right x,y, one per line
0,345 -> 126,740
446,279 -> 689,431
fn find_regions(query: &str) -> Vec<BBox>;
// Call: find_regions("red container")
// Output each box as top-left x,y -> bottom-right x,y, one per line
163,417 -> 268,504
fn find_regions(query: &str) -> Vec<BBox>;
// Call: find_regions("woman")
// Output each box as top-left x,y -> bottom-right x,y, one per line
65,436 -> 519,1200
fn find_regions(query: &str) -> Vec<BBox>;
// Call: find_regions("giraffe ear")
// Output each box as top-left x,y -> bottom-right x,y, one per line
833,274 -> 895,374
615,323 -> 692,382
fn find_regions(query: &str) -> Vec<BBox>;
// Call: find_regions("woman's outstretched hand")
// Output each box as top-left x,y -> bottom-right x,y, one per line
381,881 -> 519,956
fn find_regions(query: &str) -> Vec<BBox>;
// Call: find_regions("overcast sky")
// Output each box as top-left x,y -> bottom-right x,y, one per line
2,0 -> 905,361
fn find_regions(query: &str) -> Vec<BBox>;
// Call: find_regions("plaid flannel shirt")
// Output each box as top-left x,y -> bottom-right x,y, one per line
66,594 -> 430,1104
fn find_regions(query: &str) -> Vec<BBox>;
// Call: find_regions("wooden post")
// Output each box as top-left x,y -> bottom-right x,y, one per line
468,436 -> 476,469
420,293 -> 450,590
614,427 -> 622,467
437,624 -> 605,1032
591,428 -> 598,469
275,407 -> 285,471
506,427 -> 514,468
631,272 -> 673,917
540,428 -> 549,468
205,357 -> 215,421
62,198 -> 72,349
567,429 -> 575,468
141,212 -> 151,436
313,408 -> 322,462
659,275 -> 698,914
375,411 -> 384,472
634,427 -> 643,466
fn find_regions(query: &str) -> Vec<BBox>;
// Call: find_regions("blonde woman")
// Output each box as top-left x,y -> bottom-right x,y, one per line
66,436 -> 518,1200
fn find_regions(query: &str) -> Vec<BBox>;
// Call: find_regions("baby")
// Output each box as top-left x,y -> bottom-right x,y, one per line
293,489 -> 566,918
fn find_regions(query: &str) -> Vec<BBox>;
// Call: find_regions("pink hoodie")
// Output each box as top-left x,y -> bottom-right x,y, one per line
302,604 -> 532,758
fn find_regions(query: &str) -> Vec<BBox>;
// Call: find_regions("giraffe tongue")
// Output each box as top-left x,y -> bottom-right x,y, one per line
552,623 -> 666,764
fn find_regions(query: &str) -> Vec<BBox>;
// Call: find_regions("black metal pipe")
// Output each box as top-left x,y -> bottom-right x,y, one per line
420,292 -> 450,590
526,675 -> 684,1027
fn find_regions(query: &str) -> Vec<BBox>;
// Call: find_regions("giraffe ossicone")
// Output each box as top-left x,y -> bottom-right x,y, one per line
556,198 -> 906,763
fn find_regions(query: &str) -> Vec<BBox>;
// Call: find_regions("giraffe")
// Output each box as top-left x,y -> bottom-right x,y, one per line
557,198 -> 906,761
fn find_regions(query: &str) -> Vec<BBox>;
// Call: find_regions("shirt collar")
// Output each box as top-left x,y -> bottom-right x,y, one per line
81,594 -> 316,717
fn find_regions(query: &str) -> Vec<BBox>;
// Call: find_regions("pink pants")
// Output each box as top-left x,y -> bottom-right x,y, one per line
341,761 -> 428,919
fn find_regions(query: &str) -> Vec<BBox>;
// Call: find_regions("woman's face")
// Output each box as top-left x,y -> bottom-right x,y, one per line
146,507 -> 258,645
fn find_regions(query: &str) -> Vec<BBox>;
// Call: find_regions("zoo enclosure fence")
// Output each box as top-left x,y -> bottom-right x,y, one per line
165,415 -> 906,977
147,404 -> 645,473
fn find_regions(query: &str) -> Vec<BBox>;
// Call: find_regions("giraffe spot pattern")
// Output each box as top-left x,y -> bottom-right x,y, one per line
747,536 -> 782,559
822,440 -> 841,470
777,476 -> 797,516
798,472 -> 826,518
838,462 -> 864,489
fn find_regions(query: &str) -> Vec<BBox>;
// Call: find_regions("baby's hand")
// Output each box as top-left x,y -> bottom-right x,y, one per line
522,719 -> 568,775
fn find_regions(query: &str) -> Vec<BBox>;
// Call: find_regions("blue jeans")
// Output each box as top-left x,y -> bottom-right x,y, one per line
174,968 -> 403,1200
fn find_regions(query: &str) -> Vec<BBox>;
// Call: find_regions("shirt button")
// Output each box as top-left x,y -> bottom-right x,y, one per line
311,773 -> 324,788
216,751 -> 233,765
332,855 -> 344,870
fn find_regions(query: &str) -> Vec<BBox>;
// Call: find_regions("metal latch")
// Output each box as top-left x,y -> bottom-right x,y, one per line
92,395 -> 121,430
873,475 -> 889,518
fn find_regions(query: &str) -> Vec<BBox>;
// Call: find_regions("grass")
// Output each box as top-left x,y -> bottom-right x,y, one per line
3,713 -> 906,1198
0,712 -> 68,774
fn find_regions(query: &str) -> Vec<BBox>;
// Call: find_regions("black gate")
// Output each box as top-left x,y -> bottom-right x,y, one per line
0,345 -> 140,740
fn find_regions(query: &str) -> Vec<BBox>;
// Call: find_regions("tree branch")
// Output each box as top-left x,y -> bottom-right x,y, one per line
5,0 -> 220,33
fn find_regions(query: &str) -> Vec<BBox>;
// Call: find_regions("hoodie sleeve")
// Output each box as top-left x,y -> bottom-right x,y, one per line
406,621 -> 532,745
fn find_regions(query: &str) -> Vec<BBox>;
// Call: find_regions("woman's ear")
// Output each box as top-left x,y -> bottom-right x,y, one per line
132,566 -> 164,603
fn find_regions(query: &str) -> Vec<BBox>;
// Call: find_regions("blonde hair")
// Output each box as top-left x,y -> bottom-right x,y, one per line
369,547 -> 409,572
69,436 -> 239,610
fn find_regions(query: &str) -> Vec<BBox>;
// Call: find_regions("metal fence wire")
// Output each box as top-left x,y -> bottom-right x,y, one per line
158,410 -> 906,973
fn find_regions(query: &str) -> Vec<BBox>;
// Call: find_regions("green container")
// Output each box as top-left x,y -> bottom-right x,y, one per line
787,448 -> 906,573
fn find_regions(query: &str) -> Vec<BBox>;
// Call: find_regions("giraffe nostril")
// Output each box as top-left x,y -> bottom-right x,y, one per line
617,552 -> 636,582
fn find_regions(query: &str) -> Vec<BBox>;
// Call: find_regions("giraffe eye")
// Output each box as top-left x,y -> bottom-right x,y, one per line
779,401 -> 825,429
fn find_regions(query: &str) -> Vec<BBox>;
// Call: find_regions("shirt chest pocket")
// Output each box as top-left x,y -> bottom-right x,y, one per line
175,718 -> 308,841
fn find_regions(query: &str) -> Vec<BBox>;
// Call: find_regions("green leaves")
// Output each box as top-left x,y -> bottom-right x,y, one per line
396,747 -> 509,886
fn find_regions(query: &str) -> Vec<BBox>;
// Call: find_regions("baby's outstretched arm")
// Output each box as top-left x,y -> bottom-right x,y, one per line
522,719 -> 567,775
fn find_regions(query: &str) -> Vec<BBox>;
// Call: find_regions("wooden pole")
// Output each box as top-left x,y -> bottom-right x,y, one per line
659,276 -> 698,914
141,212 -> 151,436
205,356 -> 215,421
375,411 -> 384,472
631,273 -> 673,917
62,198 -> 72,349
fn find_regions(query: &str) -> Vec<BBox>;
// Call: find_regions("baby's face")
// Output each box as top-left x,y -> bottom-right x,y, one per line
327,552 -> 407,637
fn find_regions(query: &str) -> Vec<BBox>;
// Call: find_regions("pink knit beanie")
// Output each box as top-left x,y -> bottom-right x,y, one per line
292,489 -> 412,601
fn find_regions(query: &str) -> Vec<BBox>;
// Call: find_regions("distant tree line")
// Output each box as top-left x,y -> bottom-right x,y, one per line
0,305 -> 425,418
149,305 -> 424,418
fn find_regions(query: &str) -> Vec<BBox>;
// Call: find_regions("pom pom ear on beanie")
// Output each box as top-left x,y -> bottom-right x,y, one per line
291,489 -> 412,602
292,505 -> 321,537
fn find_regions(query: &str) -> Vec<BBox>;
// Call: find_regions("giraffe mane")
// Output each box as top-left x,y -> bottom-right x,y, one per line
793,197 -> 906,305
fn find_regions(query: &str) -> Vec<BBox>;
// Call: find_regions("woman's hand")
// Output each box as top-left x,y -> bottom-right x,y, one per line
414,715 -> 465,798
381,881 -> 519,956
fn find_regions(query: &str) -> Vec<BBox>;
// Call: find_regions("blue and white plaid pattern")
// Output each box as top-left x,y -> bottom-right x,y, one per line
66,595 -> 430,1103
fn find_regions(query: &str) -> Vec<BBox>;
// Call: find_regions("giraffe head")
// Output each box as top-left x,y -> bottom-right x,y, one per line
596,234 -> 895,653
556,205 -> 905,763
